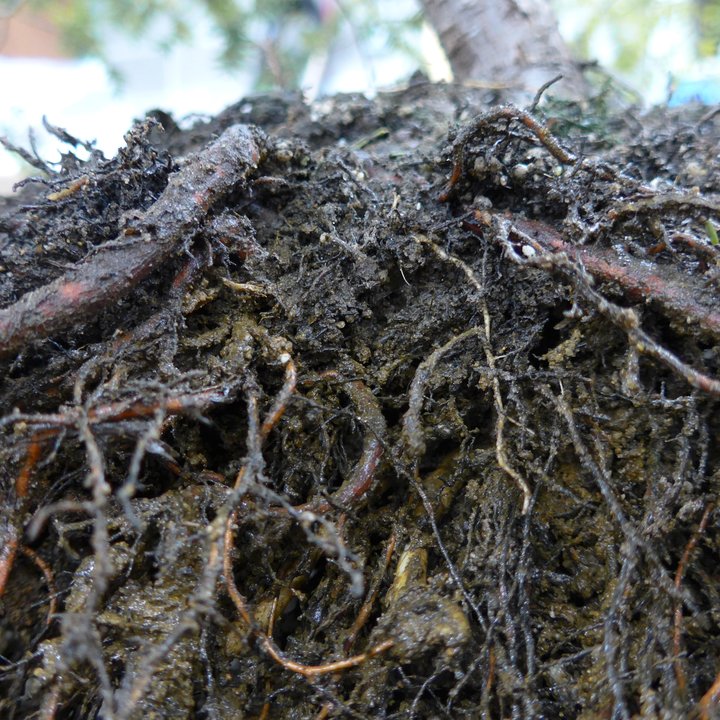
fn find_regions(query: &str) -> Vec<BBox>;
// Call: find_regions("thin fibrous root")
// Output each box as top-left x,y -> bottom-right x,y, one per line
440,105 -> 576,200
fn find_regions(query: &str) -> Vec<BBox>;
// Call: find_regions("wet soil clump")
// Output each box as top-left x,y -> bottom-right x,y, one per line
0,82 -> 719,719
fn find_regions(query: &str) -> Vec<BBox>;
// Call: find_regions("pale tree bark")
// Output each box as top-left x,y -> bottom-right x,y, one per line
420,0 -> 588,101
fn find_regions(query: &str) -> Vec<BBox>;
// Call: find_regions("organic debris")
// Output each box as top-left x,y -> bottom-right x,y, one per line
0,82 -> 719,719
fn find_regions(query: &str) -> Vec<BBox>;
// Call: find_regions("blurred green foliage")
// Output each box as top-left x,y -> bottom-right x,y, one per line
552,0 -> 720,71
696,0 -> 720,56
5,0 -> 422,89
3,0 -> 719,89
22,0 -> 268,68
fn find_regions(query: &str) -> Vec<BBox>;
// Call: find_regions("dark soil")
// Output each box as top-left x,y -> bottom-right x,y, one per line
0,81 -> 719,720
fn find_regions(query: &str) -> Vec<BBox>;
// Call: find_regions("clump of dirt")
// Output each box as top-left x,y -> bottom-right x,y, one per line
0,81 -> 718,720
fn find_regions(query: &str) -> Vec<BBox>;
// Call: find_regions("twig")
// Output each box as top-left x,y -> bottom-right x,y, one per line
529,74 -> 564,113
42,116 -> 98,153
0,124 -> 265,359
0,134 -> 53,174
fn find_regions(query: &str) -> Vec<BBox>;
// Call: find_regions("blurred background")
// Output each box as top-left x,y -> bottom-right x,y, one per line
1,0 -> 720,192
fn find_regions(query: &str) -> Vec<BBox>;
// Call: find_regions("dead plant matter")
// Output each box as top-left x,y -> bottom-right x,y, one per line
0,83 -> 719,719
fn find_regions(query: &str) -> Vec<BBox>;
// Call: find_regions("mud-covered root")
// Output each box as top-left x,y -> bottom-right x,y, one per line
493,215 -> 720,396
0,124 -> 266,359
440,104 -> 578,201
298,370 -> 386,513
405,235 -> 532,512
222,364 -> 394,684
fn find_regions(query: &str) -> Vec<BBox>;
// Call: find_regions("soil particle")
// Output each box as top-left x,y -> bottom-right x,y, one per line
1,82 -> 719,719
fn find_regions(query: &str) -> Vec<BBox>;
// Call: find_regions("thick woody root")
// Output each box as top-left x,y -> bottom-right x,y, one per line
443,104 -> 720,399
496,215 -> 720,338
0,124 -> 265,359
495,217 -> 720,396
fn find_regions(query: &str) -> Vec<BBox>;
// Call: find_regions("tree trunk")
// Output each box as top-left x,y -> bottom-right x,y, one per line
420,0 -> 588,101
